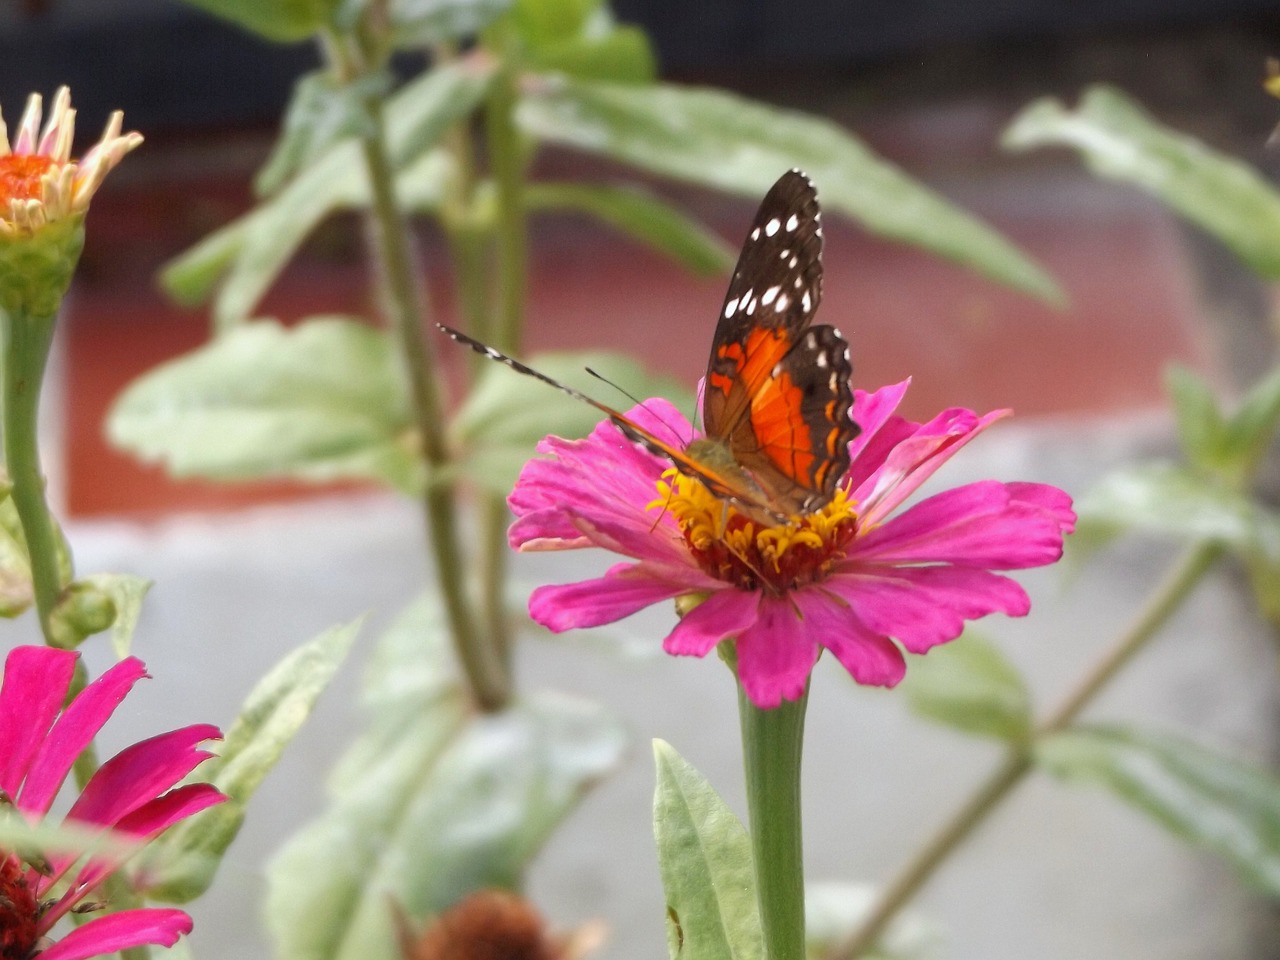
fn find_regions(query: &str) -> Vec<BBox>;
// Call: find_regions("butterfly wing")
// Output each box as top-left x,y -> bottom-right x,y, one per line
702,169 -> 857,514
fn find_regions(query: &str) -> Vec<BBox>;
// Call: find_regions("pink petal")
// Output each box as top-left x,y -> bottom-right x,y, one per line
843,380 -> 913,491
854,407 -> 1010,526
793,590 -> 907,687
67,725 -> 221,829
734,596 -> 823,709
854,480 -> 1074,569
67,784 -> 227,897
37,908 -> 192,960
824,565 -> 1029,654
663,588 -> 760,656
0,647 -> 77,800
19,657 -> 148,817
529,563 -> 696,631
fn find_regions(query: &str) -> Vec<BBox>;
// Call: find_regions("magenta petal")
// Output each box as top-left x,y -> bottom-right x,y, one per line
529,563 -> 691,631
37,908 -> 192,960
854,407 -> 1010,526
0,647 -> 77,800
854,480 -> 1073,569
844,380 -> 913,491
735,596 -> 822,709
1006,481 -> 1077,534
825,565 -> 1029,654
792,590 -> 907,687
664,588 -> 759,656
20,657 -> 148,817
67,725 -> 221,829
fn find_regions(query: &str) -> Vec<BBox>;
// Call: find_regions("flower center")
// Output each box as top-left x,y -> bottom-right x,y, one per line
0,155 -> 54,206
650,469 -> 858,593
0,854 -> 38,960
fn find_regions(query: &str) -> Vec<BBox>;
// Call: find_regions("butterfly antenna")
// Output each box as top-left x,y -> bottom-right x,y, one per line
584,367 -> 690,446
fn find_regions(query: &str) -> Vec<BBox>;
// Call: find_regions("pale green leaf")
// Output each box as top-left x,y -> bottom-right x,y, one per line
391,0 -> 513,47
159,60 -> 495,325
1077,462 -> 1280,564
1036,725 -> 1280,895
0,478 -> 72,619
652,740 -> 763,960
527,181 -> 734,275
81,573 -> 152,658
1165,366 -> 1228,473
107,317 -> 422,493
1004,85 -> 1280,278
508,0 -> 602,47
268,596 -> 625,960
451,349 -> 694,495
529,26 -> 656,83
1221,364 -> 1280,478
172,0 -> 338,42
146,619 -> 361,902
255,70 -> 389,196
517,80 -> 1062,303
902,632 -> 1031,742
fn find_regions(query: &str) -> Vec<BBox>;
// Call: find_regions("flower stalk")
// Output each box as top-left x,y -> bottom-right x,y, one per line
831,540 -> 1223,959
356,94 -> 510,711
3,303 -> 64,644
739,673 -> 809,960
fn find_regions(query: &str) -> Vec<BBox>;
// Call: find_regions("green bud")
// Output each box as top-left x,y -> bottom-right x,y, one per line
48,580 -> 117,649
0,217 -> 85,320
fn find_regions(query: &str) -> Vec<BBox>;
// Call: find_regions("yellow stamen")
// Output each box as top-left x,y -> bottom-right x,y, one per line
649,469 -> 858,592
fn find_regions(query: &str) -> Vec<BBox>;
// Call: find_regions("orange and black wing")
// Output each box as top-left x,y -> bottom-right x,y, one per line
701,169 -> 857,514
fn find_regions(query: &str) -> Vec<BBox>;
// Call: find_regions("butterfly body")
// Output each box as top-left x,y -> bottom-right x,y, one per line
441,169 -> 859,524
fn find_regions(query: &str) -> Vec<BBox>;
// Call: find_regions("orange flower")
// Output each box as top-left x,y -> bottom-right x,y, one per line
0,86 -> 141,237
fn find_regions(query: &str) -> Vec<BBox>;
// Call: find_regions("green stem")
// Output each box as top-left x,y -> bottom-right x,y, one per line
3,307 -> 64,644
831,540 -> 1223,960
357,94 -> 510,712
475,64 -> 529,662
739,683 -> 809,960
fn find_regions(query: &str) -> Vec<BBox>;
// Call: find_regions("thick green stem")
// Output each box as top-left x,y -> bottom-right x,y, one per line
358,99 -> 510,711
830,541 -> 1223,959
739,684 -> 809,960
3,307 -> 64,644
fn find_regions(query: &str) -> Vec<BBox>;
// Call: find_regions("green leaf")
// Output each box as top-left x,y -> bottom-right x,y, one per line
508,0 -> 602,47
804,882 -> 942,960
391,0 -> 514,47
268,596 -> 625,960
902,632 -> 1032,742
517,80 -> 1062,304
172,0 -> 338,42
159,60 -> 495,325
107,317 -> 422,493
451,349 -> 694,495
255,70 -> 389,196
1077,462 -> 1280,565
146,619 -> 361,903
81,573 -> 152,658
1004,85 -> 1280,278
1035,725 -> 1280,895
1221,364 -> 1280,479
529,25 -> 657,83
652,740 -> 764,960
527,182 -> 734,275
1165,366 -> 1229,474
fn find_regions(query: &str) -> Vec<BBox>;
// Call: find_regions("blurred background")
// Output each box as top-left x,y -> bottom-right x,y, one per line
3,3 -> 1280,959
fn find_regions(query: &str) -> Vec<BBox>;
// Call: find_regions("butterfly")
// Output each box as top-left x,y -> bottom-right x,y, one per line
438,168 -> 859,524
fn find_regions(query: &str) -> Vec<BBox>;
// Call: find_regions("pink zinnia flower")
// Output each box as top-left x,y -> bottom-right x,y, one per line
510,379 -> 1075,709
0,646 -> 224,960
